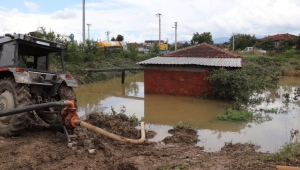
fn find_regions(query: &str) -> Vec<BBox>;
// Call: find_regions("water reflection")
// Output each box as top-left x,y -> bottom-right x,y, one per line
75,73 -> 300,153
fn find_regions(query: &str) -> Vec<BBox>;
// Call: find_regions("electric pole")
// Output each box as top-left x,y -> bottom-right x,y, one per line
105,31 -> 110,41
87,24 -> 92,40
156,13 -> 162,44
173,22 -> 177,51
82,0 -> 85,46
233,32 -> 235,51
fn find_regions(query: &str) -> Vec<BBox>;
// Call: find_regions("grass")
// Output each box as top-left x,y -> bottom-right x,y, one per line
243,51 -> 300,77
129,113 -> 139,126
173,121 -> 191,129
217,108 -> 253,121
260,142 -> 300,164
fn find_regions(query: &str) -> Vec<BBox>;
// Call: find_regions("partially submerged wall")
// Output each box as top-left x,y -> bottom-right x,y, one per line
144,66 -> 211,96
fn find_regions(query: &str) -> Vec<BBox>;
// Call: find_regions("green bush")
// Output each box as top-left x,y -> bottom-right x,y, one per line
284,49 -> 297,58
217,108 -> 252,121
206,56 -> 280,102
129,114 -> 139,126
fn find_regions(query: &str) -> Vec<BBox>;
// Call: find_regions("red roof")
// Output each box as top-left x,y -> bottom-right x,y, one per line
163,43 -> 241,58
258,33 -> 297,42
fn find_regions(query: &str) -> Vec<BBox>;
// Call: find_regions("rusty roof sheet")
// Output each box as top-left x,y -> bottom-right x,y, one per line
137,57 -> 242,67
162,43 -> 242,58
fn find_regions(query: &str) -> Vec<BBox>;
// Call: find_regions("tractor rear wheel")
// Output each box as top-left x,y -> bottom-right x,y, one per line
0,77 -> 32,137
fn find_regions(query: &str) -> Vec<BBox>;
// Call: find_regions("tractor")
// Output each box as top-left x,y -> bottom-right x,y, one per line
0,33 -> 145,144
0,33 -> 77,137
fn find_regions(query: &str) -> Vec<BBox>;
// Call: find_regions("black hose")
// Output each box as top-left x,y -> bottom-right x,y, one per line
0,101 -> 66,118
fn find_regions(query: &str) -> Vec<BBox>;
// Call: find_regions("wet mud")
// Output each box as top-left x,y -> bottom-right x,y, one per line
0,112 -> 299,170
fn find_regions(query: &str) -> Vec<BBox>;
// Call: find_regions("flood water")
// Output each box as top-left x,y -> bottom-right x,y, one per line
75,73 -> 300,153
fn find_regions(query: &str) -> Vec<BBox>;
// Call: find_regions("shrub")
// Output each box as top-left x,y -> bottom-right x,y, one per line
129,114 -> 139,126
206,57 -> 280,102
284,49 -> 297,58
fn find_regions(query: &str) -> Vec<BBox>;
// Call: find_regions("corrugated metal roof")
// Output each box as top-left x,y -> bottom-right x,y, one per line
137,57 -> 242,67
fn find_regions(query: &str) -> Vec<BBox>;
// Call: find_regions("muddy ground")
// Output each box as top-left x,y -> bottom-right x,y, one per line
0,112 -> 298,170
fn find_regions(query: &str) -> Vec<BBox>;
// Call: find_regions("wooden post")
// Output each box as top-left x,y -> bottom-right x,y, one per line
121,70 -> 125,84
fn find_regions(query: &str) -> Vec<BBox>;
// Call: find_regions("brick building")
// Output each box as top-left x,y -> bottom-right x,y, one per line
137,43 -> 242,96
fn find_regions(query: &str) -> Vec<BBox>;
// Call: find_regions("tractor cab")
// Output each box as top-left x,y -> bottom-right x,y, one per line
0,33 -> 65,73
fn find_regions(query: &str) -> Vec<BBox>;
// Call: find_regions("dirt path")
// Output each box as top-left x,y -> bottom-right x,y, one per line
0,112 -> 296,170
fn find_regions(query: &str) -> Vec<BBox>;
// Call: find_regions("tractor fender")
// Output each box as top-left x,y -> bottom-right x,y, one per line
58,74 -> 78,88
11,71 -> 31,84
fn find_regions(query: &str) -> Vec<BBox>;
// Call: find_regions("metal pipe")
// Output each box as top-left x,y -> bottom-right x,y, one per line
0,101 -> 66,118
78,121 -> 146,144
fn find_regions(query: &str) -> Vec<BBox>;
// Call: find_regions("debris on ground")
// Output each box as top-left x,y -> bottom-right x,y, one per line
0,112 -> 299,170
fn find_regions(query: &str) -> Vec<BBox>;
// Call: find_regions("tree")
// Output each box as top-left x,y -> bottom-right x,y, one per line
111,37 -> 116,41
116,34 -> 124,41
35,27 -> 60,42
191,32 -> 213,45
257,38 -> 275,51
295,34 -> 300,49
277,38 -> 296,52
228,33 -> 256,50
150,42 -> 160,55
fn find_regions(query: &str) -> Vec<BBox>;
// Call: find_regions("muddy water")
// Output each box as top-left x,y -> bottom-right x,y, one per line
75,73 -> 300,153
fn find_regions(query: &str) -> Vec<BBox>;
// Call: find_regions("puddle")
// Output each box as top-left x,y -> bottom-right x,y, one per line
75,73 -> 300,152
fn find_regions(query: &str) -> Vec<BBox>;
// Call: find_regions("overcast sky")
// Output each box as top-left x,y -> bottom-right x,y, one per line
0,0 -> 299,43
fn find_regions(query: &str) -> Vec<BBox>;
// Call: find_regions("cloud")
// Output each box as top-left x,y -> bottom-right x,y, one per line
24,1 -> 40,12
51,8 -> 78,19
2,0 -> 300,43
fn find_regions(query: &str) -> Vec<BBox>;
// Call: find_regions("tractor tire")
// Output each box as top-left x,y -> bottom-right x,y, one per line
40,84 -> 77,124
0,77 -> 32,137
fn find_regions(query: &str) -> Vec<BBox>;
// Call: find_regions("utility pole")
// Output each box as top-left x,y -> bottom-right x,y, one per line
233,32 -> 235,51
82,0 -> 85,46
156,13 -> 162,44
105,31 -> 110,41
173,22 -> 178,51
87,24 -> 92,40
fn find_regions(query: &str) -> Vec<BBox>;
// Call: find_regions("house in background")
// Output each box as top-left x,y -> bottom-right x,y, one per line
138,43 -> 144,53
137,43 -> 242,96
144,40 -> 168,54
258,33 -> 297,47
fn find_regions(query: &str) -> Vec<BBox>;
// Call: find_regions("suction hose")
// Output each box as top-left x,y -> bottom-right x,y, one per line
77,121 -> 146,144
0,100 -> 146,144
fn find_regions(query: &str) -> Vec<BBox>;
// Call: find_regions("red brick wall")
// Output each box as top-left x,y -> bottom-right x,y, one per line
144,69 -> 211,96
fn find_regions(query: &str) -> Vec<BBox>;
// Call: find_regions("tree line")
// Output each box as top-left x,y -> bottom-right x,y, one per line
169,31 -> 300,53
33,27 -> 159,63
